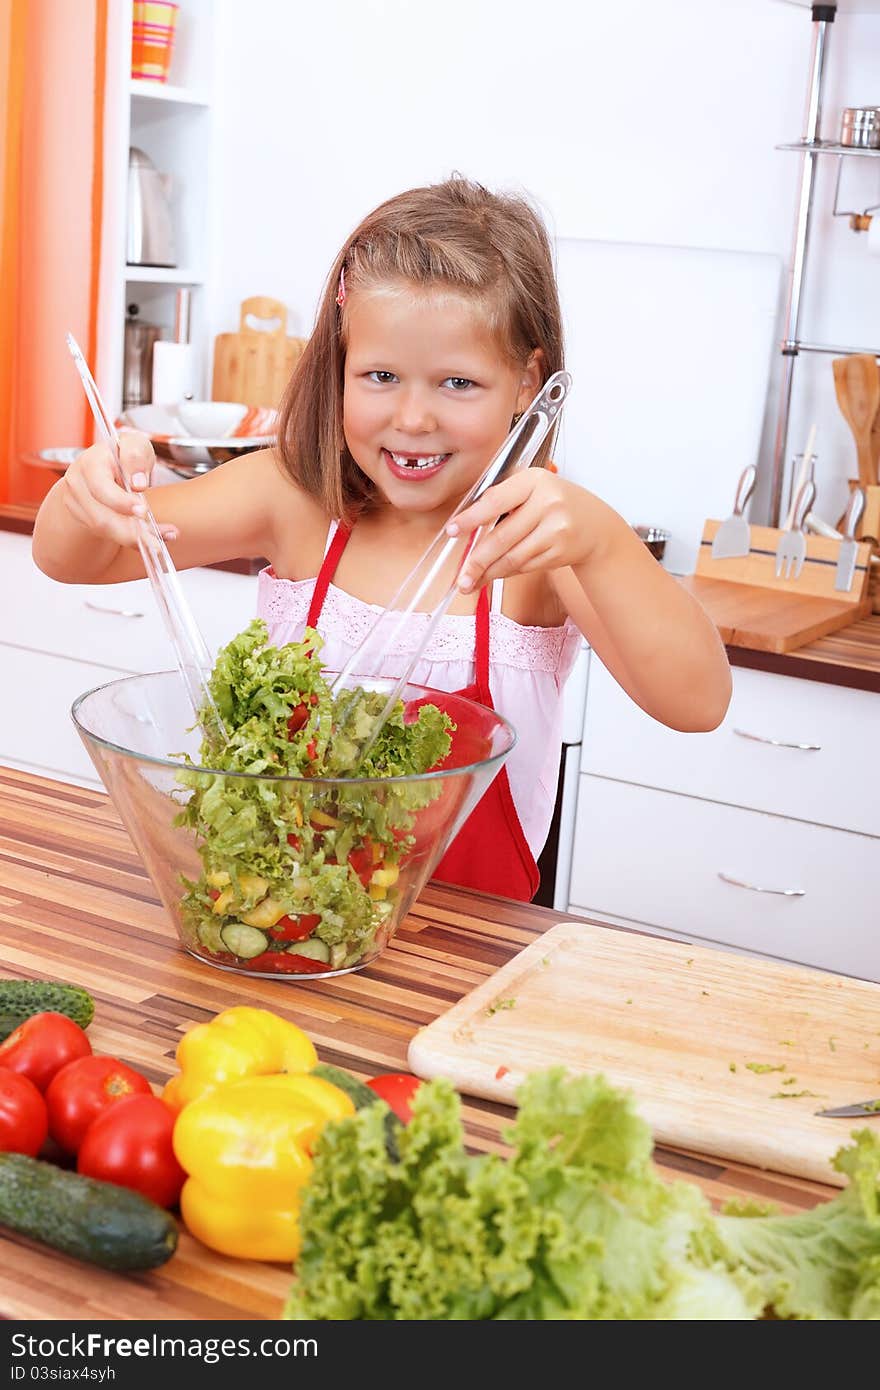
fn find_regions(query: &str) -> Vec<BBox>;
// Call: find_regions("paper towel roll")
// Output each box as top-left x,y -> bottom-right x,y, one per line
152,341 -> 195,406
866,215 -> 880,258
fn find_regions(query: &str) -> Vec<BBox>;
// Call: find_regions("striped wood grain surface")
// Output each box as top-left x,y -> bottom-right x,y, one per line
726,612 -> 880,692
0,766 -> 837,1321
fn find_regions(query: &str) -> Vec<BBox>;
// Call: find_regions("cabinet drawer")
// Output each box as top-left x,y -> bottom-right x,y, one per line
0,645 -> 131,786
0,533 -> 257,672
581,661 -> 878,837
569,775 -> 880,982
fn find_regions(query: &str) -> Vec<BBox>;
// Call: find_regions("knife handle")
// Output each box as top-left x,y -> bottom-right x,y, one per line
842,486 -> 865,542
733,465 -> 757,517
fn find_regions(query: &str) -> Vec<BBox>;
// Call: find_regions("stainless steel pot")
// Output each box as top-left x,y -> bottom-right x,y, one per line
840,107 -> 880,150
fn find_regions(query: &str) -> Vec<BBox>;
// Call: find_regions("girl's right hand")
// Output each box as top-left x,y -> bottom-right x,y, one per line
61,430 -> 178,548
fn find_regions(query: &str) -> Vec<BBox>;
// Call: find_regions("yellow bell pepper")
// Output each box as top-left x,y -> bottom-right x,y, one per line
162,1006 -> 318,1113
173,1073 -> 354,1261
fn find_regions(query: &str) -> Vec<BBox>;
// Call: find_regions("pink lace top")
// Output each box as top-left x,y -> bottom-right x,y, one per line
256,523 -> 582,857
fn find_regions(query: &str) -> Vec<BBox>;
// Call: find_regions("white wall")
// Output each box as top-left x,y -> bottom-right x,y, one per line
206,0 -> 880,536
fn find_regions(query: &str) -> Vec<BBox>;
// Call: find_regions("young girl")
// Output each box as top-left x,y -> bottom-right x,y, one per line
32,177 -> 731,902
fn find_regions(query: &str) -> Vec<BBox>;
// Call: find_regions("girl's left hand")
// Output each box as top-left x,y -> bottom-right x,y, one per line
448,468 -> 593,592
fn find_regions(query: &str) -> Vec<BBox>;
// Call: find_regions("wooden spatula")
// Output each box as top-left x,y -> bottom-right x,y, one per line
832,354 -> 880,486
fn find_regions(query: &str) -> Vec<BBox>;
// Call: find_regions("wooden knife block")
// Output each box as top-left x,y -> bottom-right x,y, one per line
682,519 -> 874,652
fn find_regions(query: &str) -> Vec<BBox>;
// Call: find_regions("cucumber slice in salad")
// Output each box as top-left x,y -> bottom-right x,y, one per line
286,938 -> 331,964
197,919 -> 227,954
220,923 -> 269,959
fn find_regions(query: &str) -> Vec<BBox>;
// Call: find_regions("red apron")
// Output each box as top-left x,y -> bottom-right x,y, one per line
306,523 -> 539,902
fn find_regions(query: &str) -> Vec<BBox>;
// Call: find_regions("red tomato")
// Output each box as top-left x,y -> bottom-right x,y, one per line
245,952 -> 328,975
366,1073 -> 423,1123
287,702 -> 309,736
0,1012 -> 92,1092
347,842 -> 373,875
77,1094 -> 185,1208
0,1068 -> 48,1156
347,842 -> 378,886
268,912 -> 321,942
46,1054 -> 152,1154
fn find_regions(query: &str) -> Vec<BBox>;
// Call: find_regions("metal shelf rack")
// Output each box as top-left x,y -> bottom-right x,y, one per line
769,2 -> 880,525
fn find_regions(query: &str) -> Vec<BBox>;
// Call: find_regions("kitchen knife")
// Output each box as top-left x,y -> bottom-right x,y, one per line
833,486 -> 865,592
815,1098 -> 880,1118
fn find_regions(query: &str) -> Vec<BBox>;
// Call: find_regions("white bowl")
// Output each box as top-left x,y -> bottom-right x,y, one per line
175,400 -> 248,438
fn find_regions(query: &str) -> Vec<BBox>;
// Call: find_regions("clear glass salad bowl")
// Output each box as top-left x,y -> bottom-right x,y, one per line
72,671 -> 516,979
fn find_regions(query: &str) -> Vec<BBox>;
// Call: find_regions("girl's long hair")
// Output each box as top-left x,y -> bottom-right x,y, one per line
275,176 -> 565,523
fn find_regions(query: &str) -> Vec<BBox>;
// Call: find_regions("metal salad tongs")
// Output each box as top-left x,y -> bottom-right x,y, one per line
329,370 -> 573,766
66,333 -> 227,745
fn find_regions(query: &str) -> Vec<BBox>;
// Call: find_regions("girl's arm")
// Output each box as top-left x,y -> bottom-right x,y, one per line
448,471 -> 732,733
33,440 -> 295,584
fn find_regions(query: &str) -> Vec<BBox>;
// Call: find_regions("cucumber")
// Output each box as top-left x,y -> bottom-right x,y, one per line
311,1062 -> 402,1161
0,1154 -> 178,1271
220,923 -> 269,959
310,1062 -> 382,1109
196,919 -> 227,955
0,981 -> 94,1033
286,938 -> 331,963
0,1014 -> 28,1043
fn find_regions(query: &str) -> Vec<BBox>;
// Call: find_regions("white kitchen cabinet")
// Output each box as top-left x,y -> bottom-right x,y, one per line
581,660 -> 879,839
0,532 -> 256,788
570,656 -> 880,981
568,777 -> 879,982
0,646 -> 133,786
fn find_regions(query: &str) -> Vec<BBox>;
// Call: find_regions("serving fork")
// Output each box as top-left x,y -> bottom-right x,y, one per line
66,333 -> 227,745
774,479 -> 816,580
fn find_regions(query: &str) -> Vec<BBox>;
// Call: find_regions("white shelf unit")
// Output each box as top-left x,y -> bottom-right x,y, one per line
130,79 -> 210,108
125,266 -> 204,285
98,0 -> 215,418
767,0 -> 880,524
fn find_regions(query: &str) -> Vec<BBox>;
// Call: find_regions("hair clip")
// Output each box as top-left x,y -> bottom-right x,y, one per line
335,266 -> 346,307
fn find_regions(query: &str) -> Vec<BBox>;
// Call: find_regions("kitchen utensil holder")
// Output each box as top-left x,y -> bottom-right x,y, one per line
697,517 -> 873,606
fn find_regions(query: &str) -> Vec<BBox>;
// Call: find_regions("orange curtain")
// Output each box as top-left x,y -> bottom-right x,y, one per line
0,0 -> 107,511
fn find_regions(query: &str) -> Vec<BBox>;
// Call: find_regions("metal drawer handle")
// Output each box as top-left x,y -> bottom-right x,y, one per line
733,727 -> 821,752
718,871 -> 806,898
84,600 -> 144,619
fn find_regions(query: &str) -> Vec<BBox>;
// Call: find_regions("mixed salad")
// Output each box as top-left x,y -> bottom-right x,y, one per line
173,620 -> 454,975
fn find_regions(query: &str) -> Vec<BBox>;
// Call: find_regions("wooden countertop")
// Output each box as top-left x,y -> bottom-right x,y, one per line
726,613 -> 880,694
0,765 -> 836,1321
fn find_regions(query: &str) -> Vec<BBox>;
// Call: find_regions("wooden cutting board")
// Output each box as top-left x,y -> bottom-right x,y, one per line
679,573 -> 872,652
407,922 -> 880,1187
211,296 -> 306,409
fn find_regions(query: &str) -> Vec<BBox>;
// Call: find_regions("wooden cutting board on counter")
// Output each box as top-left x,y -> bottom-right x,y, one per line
679,573 -> 872,652
408,922 -> 880,1187
211,296 -> 306,409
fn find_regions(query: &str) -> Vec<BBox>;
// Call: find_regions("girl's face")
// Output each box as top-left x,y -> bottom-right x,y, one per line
342,284 -> 542,523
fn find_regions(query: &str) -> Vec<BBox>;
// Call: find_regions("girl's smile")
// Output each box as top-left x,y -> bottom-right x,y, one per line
381,448 -> 451,481
342,284 -> 540,524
